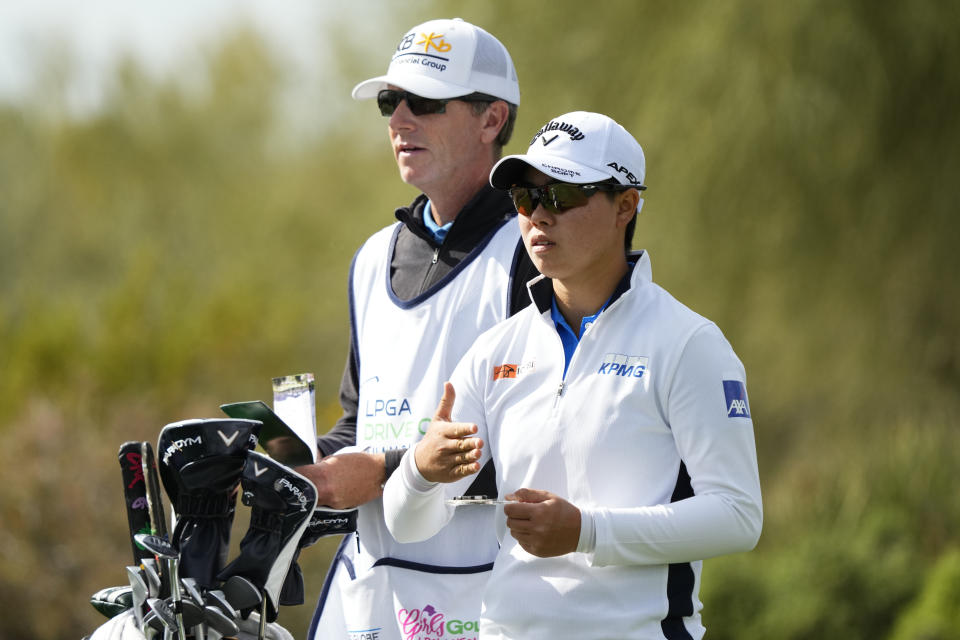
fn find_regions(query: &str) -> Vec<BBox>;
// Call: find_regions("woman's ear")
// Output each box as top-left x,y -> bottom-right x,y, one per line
616,188 -> 641,226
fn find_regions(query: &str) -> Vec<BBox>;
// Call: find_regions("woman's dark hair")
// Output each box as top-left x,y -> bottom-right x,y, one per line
597,178 -> 639,252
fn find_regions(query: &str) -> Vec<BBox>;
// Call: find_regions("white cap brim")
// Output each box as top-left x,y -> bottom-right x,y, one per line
352,73 -> 477,101
489,154 -> 612,189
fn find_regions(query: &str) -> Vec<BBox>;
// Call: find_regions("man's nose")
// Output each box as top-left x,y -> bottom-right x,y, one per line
389,98 -> 417,129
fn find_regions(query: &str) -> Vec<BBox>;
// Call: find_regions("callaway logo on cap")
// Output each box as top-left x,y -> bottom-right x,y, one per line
351,18 -> 520,104
489,111 -> 647,212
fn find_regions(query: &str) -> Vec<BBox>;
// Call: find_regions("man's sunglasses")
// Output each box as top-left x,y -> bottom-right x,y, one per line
377,89 -> 498,117
508,182 -> 646,216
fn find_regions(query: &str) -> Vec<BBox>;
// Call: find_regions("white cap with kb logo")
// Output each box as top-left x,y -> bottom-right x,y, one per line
489,111 -> 646,211
352,18 -> 520,105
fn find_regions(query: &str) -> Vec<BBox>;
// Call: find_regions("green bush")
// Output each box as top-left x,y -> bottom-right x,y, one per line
890,548 -> 960,640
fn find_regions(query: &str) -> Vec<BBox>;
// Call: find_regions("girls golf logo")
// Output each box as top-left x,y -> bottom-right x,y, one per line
397,604 -> 479,640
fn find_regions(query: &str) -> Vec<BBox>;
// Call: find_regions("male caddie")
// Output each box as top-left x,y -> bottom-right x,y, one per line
300,18 -> 537,640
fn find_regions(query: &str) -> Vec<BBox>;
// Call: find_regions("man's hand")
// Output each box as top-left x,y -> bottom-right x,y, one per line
414,382 -> 483,483
296,452 -> 385,509
504,488 -> 581,557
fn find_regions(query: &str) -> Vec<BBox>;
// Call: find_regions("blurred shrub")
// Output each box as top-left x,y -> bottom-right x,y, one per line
702,418 -> 958,639
890,548 -> 960,640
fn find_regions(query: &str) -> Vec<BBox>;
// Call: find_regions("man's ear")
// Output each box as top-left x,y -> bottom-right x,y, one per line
479,101 -> 510,144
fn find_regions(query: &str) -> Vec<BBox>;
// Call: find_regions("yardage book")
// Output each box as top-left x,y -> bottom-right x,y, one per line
220,400 -> 316,466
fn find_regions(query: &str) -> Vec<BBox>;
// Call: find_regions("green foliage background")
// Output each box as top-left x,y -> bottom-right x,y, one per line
1,1 -> 958,638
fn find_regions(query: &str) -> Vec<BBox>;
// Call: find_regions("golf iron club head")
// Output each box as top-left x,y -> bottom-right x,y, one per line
204,589 -> 238,619
181,577 -> 204,607
126,566 -> 148,631
134,533 -> 178,560
203,605 -> 239,638
141,559 -> 162,599
221,575 -> 262,617
146,598 -> 177,633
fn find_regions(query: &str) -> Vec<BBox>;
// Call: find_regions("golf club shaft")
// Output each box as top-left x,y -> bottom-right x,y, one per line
259,592 -> 267,640
167,559 -> 187,640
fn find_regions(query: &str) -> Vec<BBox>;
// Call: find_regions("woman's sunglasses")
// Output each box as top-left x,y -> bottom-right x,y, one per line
508,182 -> 645,216
377,89 -> 497,117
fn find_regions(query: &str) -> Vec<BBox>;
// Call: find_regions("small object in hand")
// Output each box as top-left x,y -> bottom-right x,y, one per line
446,495 -> 513,506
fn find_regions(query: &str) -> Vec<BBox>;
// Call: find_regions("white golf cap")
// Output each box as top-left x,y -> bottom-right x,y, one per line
490,111 -> 646,211
351,18 -> 520,105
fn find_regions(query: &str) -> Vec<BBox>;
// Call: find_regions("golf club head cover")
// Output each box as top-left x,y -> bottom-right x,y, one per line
299,507 -> 359,548
89,585 -> 133,618
276,452 -> 358,605
218,451 -> 317,621
157,418 -> 260,588
276,506 -> 359,606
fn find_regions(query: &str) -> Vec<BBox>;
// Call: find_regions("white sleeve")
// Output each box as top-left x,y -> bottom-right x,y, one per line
588,324 -> 763,566
383,446 -> 451,543
383,346 -> 492,544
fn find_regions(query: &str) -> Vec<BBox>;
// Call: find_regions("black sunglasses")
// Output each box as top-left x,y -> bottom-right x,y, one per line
377,89 -> 498,117
508,182 -> 646,216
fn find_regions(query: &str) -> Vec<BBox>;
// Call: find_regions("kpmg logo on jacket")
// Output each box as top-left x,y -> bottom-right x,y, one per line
723,380 -> 751,418
597,353 -> 648,378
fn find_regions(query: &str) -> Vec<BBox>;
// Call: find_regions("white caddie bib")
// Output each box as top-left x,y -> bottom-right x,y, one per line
353,221 -> 519,457
312,219 -> 521,640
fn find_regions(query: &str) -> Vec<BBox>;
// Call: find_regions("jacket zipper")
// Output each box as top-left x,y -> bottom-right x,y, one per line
418,245 -> 442,293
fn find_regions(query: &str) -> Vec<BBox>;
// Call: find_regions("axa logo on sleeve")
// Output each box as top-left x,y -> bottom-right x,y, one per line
597,353 -> 648,378
723,380 -> 751,418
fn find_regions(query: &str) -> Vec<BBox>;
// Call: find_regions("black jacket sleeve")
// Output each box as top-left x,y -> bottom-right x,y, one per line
316,325 -> 361,458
